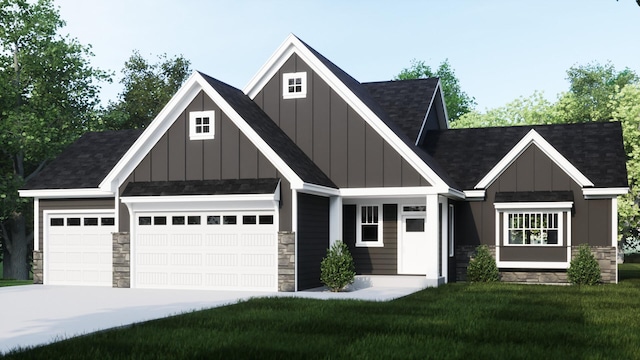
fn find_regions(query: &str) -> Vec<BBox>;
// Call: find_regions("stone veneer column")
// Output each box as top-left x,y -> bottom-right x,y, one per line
574,245 -> 617,284
112,232 -> 130,288
278,231 -> 295,292
32,250 -> 43,284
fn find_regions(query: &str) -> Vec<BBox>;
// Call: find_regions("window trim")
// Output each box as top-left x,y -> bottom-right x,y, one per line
495,202 -> 572,248
503,211 -> 563,247
189,110 -> 215,140
282,72 -> 307,99
356,204 -> 383,247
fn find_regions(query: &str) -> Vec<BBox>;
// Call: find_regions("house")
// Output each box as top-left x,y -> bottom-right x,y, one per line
19,34 -> 628,291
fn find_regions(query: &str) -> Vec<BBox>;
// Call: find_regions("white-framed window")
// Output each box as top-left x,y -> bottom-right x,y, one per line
356,205 -> 383,247
282,72 -> 307,99
189,111 -> 215,140
448,204 -> 454,257
495,202 -> 571,247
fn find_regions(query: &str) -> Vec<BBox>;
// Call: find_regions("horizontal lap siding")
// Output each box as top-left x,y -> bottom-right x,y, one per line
343,204 -> 397,275
252,53 -> 430,188
297,193 -> 329,290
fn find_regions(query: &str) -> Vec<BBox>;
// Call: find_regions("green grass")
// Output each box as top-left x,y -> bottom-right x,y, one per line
3,269 -> 640,359
0,279 -> 32,287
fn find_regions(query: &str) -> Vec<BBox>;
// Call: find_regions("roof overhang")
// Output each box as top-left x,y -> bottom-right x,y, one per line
18,188 -> 114,199
583,187 -> 629,199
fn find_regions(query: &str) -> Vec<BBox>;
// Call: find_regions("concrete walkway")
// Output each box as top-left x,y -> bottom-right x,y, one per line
0,284 -> 422,354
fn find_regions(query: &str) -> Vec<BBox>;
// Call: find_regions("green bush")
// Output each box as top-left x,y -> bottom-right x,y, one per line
320,240 -> 356,292
467,245 -> 499,282
568,244 -> 601,285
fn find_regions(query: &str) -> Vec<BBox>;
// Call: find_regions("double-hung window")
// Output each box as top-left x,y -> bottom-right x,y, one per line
356,205 -> 383,247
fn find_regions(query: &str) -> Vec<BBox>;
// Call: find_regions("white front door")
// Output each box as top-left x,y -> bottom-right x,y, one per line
399,215 -> 427,274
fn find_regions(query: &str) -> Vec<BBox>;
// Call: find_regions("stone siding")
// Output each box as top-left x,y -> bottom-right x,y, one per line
33,250 -> 43,284
112,232 -> 130,288
455,245 -> 617,284
278,231 -> 295,292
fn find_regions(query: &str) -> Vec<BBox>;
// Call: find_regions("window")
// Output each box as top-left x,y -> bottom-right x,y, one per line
187,216 -> 201,225
223,216 -> 237,225
207,216 -> 220,225
67,218 -> 81,226
84,217 -> 98,226
282,72 -> 307,99
101,217 -> 115,226
172,216 -> 185,225
259,215 -> 274,225
189,111 -> 215,140
50,218 -> 64,226
448,204 -> 455,257
405,218 -> 425,232
506,212 -> 559,245
154,216 -> 167,225
138,217 -> 152,226
243,215 -> 257,225
356,205 -> 383,247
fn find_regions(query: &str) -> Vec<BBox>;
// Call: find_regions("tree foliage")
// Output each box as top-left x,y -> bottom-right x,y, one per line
395,59 -> 476,121
102,51 -> 191,130
0,0 -> 108,279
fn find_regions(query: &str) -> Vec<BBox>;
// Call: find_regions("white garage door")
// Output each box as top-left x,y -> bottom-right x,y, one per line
134,211 -> 278,291
46,213 -> 115,286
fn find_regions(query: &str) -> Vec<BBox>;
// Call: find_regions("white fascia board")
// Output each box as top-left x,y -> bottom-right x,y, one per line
19,188 -> 114,198
475,129 -> 594,190
583,187 -> 629,198
497,261 -> 569,269
340,186 -> 442,198
464,190 -> 486,200
121,194 -> 279,213
121,193 -> 278,204
243,35 -> 448,190
494,201 -> 574,210
99,73 -> 205,192
199,82 -> 303,189
297,183 -> 340,196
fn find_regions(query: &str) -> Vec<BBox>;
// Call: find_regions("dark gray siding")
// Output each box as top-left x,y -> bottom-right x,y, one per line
39,198 -> 115,250
120,90 -> 293,232
252,53 -> 429,188
455,145 -> 612,262
297,193 -> 329,290
344,204 -> 398,275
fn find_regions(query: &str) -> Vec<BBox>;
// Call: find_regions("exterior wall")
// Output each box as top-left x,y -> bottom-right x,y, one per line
38,198 -> 114,250
343,204 -> 398,275
296,193 -> 329,290
119,90 -> 293,232
278,231 -> 295,291
112,232 -> 130,288
252,53 -> 430,188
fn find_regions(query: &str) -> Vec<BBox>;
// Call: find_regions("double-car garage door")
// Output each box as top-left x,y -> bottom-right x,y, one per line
134,211 -> 278,291
45,211 -> 278,291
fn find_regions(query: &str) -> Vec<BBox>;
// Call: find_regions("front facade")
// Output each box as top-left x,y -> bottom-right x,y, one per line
20,35 -> 628,291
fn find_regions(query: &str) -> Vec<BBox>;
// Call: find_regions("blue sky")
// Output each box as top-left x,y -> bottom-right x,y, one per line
54,0 -> 640,111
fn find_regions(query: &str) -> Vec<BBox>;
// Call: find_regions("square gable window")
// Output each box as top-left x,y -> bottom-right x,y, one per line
189,111 -> 215,140
282,72 -> 307,99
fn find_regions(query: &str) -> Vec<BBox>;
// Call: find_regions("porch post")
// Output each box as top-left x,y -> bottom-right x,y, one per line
329,196 -> 342,246
425,194 -> 439,279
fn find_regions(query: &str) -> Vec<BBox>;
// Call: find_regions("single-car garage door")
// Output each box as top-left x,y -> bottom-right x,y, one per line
134,211 -> 277,291
45,213 -> 115,286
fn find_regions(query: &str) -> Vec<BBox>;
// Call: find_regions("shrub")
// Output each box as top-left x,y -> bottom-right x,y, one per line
567,244 -> 601,285
320,240 -> 356,292
467,245 -> 499,282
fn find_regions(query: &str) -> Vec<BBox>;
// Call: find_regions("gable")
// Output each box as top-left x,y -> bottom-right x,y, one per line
251,52 -> 430,188
131,90 -> 279,183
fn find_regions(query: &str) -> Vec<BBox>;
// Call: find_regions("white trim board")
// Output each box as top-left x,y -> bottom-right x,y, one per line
475,129 -> 594,190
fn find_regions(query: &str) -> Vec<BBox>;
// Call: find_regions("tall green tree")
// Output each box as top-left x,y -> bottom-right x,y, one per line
0,0 -> 108,279
395,59 -> 476,121
102,51 -> 191,130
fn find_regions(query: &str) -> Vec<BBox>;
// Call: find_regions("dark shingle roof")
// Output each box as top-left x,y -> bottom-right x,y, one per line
22,129 -> 143,190
363,79 -> 439,141
495,191 -> 574,203
199,72 -> 337,189
421,122 -> 628,189
122,178 -> 280,197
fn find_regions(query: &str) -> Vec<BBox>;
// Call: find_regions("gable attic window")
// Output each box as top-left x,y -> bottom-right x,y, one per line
189,111 -> 215,140
282,72 -> 307,99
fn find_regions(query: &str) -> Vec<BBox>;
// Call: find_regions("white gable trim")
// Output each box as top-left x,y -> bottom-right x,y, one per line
582,187 -> 628,199
243,34 -> 449,190
416,81 -> 450,145
99,72 -> 306,193
475,129 -> 594,190
18,188 -> 114,198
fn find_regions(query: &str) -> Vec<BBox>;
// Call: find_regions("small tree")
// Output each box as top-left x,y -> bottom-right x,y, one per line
320,240 -> 356,292
467,245 -> 499,282
568,244 -> 601,285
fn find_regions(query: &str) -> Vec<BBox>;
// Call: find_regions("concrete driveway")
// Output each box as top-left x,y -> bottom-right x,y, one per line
0,282 -> 424,354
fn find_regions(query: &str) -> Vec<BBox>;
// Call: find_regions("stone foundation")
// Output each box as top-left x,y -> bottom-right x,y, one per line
278,231 -> 295,292
32,250 -> 43,284
456,244 -> 617,284
112,232 -> 130,288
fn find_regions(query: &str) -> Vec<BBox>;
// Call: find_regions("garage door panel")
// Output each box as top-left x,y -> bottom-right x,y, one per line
135,211 -> 277,291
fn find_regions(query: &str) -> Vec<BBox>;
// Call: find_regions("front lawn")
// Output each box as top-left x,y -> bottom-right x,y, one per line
3,271 -> 640,359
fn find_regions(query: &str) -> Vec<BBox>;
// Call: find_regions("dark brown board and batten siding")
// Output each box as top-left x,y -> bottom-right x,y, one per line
343,204 -> 398,275
296,193 -> 329,290
252,53 -> 430,188
456,145 -> 612,262
119,90 -> 293,232
39,198 -> 114,250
